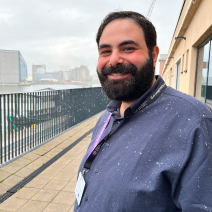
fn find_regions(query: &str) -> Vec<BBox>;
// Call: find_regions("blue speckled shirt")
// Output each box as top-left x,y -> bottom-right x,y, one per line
74,76 -> 212,212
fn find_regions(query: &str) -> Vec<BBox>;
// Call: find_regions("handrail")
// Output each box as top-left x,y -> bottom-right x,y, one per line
0,87 -> 109,165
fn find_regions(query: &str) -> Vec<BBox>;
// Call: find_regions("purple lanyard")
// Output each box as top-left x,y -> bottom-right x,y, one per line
87,113 -> 112,158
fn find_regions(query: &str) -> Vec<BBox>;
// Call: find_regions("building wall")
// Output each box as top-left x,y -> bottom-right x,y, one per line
163,0 -> 212,106
0,50 -> 27,84
159,60 -> 165,76
19,52 -> 28,82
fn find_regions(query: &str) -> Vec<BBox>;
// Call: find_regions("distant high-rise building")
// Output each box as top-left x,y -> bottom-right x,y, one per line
0,49 -> 27,84
32,64 -> 48,82
70,65 -> 90,81
60,66 -> 70,72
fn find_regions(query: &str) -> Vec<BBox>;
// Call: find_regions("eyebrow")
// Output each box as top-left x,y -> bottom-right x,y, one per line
118,40 -> 140,47
98,44 -> 111,51
98,40 -> 140,51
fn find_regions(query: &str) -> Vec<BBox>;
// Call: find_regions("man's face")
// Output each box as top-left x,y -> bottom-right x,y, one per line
97,19 -> 157,101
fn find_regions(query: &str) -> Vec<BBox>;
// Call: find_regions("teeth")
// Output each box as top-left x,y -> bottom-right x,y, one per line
111,73 -> 123,76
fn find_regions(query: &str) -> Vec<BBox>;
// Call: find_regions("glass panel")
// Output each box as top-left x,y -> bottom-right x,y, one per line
206,40 -> 212,107
195,42 -> 210,102
176,61 -> 181,90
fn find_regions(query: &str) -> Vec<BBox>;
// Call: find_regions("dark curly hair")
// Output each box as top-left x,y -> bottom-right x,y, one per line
96,11 -> 157,52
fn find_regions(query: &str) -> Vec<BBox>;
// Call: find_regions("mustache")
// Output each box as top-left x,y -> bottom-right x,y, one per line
101,63 -> 137,76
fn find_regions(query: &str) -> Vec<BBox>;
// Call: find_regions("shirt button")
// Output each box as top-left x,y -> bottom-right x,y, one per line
95,168 -> 99,173
105,143 -> 110,147
85,197 -> 88,201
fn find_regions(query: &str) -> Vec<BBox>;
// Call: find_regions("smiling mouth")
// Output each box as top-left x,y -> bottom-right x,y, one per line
107,73 -> 131,80
111,73 -> 126,76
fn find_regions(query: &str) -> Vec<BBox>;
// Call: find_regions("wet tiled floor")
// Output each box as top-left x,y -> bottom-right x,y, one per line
0,112 -> 102,212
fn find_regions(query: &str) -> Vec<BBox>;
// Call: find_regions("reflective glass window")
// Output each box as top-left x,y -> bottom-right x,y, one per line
195,41 -> 210,102
206,43 -> 212,106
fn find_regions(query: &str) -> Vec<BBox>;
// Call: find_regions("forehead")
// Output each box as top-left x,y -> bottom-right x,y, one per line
99,19 -> 145,46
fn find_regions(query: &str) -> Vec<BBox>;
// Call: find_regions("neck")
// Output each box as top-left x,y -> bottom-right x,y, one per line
119,77 -> 156,117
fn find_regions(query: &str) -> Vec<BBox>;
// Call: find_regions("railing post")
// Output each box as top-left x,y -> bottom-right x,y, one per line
7,94 -> 10,160
0,95 -> 2,164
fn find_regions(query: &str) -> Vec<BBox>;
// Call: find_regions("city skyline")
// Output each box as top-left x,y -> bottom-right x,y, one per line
0,0 -> 184,76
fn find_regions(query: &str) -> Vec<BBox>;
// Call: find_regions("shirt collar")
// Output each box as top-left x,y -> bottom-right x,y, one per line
106,75 -> 164,117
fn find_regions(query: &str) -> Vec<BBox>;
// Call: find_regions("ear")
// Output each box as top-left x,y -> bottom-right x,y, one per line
152,46 -> 159,67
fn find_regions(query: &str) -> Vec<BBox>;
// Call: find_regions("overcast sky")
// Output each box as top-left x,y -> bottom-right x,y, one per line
0,0 -> 184,76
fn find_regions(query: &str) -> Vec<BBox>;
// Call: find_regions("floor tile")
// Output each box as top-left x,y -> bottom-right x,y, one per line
36,170 -> 58,180
0,169 -> 11,181
43,203 -> 71,212
23,152 -> 40,161
43,179 -> 67,190
69,205 -> 75,212
53,172 -> 75,182
0,183 -> 10,195
25,178 -> 50,189
17,200 -> 49,212
62,181 -> 76,192
15,167 -> 34,178
52,191 -> 76,205
0,196 -> 28,212
12,157 -> 32,167
31,189 -> 59,202
3,175 -> 24,187
14,187 -> 40,199
1,163 -> 22,174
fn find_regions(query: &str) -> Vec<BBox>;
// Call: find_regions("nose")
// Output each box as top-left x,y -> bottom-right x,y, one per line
109,51 -> 124,67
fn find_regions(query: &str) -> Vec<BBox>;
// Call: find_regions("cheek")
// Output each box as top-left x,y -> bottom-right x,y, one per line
126,52 -> 149,68
97,57 -> 107,72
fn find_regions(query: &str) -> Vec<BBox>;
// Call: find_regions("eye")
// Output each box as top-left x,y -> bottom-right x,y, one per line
123,47 -> 135,52
100,50 -> 111,55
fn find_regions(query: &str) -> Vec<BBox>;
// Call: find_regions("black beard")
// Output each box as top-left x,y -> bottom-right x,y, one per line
97,53 -> 155,102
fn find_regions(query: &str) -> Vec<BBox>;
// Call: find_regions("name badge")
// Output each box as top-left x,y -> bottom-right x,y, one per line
75,172 -> 86,205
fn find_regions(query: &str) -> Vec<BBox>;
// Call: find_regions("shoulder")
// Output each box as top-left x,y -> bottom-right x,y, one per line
162,86 -> 212,119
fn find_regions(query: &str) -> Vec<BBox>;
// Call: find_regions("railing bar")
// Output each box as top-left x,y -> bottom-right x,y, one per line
41,92 -> 43,143
14,94 -> 17,157
47,91 -> 48,139
44,92 -> 46,141
29,93 -> 31,149
33,92 -> 35,148
27,93 -> 29,150
53,91 -> 55,137
7,95 -> 10,160
49,91 -> 51,139
51,91 -> 53,138
0,95 -> 2,164
39,92 -> 41,143
56,91 -> 57,135
11,94 -> 14,158
46,91 -> 48,140
24,93 -> 26,152
34,93 -> 36,146
4,95 -> 6,162
59,90 -> 62,133
21,94 -> 23,153
18,94 -> 20,155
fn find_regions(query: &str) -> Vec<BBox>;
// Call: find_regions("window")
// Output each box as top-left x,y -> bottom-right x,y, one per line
174,57 -> 181,90
195,36 -> 212,107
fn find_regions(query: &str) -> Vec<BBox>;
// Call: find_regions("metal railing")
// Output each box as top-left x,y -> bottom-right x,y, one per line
0,87 -> 109,165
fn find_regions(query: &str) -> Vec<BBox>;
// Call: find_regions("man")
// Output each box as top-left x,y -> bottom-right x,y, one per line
74,11 -> 212,212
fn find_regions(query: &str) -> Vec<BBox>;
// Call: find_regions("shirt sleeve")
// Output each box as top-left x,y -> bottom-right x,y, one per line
174,118 -> 212,212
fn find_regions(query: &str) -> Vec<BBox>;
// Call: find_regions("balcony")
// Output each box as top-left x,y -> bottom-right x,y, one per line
0,88 -> 109,211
